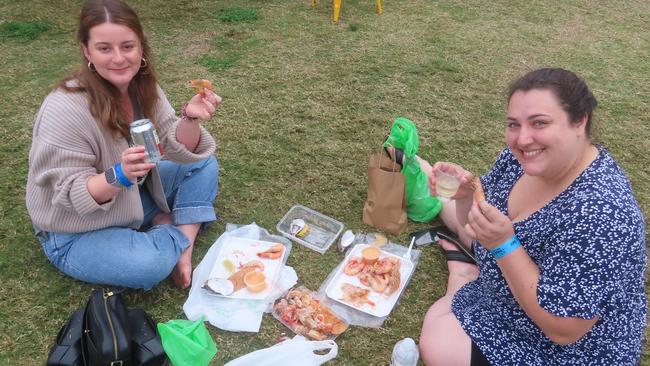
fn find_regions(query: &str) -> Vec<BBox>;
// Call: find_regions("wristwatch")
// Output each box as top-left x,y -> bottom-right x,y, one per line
105,166 -> 123,188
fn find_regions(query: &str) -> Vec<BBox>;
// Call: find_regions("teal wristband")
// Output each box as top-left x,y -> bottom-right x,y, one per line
490,235 -> 521,259
114,163 -> 133,188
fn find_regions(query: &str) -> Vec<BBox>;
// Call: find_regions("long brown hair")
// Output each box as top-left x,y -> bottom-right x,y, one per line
58,0 -> 159,139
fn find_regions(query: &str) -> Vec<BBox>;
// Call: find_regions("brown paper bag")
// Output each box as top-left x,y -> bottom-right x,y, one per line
362,152 -> 407,235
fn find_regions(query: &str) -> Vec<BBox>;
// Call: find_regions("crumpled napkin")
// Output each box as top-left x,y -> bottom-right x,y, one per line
183,223 -> 297,332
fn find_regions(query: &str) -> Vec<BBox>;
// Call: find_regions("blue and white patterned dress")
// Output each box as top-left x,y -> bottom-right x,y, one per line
452,146 -> 647,365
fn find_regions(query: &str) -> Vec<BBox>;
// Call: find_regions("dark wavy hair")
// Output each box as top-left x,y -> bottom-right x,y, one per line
58,0 -> 159,139
508,68 -> 598,138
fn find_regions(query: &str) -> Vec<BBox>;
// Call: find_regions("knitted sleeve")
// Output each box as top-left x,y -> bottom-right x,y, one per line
28,91 -> 114,217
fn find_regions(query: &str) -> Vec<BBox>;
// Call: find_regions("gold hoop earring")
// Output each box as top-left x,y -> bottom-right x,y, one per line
139,57 -> 150,75
87,61 -> 96,72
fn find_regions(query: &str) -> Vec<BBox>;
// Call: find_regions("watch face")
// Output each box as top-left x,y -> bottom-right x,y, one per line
106,167 -> 119,186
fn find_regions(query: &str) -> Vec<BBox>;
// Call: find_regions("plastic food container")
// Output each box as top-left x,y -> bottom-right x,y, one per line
244,271 -> 267,293
272,286 -> 349,340
325,244 -> 415,317
276,205 -> 344,254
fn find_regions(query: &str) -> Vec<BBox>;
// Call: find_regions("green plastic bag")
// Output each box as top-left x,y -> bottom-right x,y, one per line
383,117 -> 442,222
157,317 -> 217,366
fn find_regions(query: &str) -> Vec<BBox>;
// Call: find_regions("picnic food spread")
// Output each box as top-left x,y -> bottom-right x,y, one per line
194,207 -> 418,356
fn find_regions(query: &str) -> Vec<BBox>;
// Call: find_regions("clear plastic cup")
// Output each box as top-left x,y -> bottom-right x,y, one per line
434,164 -> 462,201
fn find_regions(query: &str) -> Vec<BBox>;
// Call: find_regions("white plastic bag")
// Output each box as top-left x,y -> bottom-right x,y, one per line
224,336 -> 338,366
183,223 -> 297,332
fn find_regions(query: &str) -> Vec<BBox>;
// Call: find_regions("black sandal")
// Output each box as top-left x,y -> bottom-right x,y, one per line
440,247 -> 477,265
410,226 -> 477,264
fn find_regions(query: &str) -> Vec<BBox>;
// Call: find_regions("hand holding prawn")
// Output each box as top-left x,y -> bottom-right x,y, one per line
184,79 -> 222,121
465,201 -> 514,250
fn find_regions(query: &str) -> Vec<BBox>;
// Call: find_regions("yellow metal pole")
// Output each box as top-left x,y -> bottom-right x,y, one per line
333,0 -> 342,23
377,0 -> 382,15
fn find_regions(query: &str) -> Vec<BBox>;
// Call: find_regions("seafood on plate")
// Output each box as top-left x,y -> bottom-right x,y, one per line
343,253 -> 402,296
256,243 -> 284,260
340,283 -> 375,308
228,260 -> 265,292
188,79 -> 214,95
273,287 -> 348,341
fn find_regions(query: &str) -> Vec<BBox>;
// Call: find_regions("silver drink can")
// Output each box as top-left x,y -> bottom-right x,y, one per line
129,119 -> 162,163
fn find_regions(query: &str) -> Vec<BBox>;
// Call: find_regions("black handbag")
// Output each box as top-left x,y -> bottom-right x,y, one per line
46,309 -> 85,366
128,309 -> 169,366
47,288 -> 169,366
81,288 -> 131,366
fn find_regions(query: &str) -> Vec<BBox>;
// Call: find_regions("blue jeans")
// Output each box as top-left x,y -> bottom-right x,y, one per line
37,157 -> 219,290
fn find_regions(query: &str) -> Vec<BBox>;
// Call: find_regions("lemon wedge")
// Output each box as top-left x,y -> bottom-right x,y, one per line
223,259 -> 236,274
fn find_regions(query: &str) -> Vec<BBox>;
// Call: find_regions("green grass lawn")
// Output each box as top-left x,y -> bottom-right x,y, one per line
1,1 -> 648,365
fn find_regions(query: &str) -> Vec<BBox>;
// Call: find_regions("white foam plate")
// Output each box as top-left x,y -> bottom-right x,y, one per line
325,244 -> 414,317
206,237 -> 285,300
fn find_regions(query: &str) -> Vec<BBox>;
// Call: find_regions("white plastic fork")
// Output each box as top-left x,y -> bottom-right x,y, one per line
404,237 -> 415,261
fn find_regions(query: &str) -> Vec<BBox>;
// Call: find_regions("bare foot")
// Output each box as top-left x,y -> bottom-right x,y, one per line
172,244 -> 193,289
152,212 -> 173,226
439,239 -> 479,280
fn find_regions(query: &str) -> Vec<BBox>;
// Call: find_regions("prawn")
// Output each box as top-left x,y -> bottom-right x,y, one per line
384,261 -> 401,295
343,257 -> 365,276
372,257 -> 395,275
187,79 -> 214,95
368,273 -> 389,293
257,243 -> 284,259
341,283 -> 375,308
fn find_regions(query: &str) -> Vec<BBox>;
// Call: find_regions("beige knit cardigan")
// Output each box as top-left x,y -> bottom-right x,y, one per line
26,84 -> 216,233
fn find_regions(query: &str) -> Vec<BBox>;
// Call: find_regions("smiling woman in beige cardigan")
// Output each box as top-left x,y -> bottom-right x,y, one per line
27,0 -> 221,290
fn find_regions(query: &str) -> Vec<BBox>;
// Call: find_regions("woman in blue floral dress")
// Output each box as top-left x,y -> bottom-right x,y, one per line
419,68 -> 647,366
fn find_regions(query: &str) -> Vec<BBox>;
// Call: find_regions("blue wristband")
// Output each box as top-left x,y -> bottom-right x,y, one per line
114,163 -> 133,188
490,235 -> 521,259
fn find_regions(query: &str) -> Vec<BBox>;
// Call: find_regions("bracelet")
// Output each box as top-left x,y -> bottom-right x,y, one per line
181,103 -> 199,122
114,163 -> 133,188
490,235 -> 521,259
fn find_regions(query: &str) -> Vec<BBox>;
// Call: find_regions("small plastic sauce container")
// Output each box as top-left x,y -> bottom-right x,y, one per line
361,246 -> 380,265
244,271 -> 267,293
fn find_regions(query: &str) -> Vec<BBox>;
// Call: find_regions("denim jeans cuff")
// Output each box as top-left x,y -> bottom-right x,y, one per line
172,205 -> 217,226
162,224 -> 192,252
